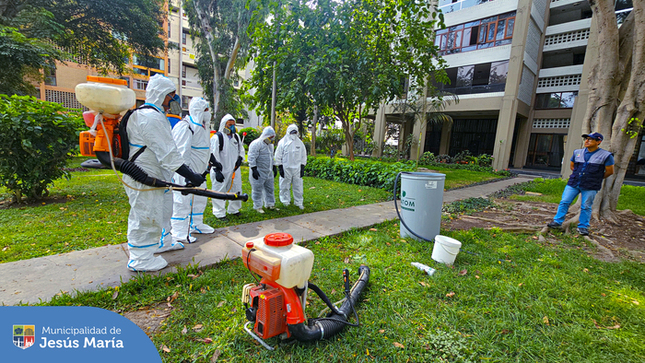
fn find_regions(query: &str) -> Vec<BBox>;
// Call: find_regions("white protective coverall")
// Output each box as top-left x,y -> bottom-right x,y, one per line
248,127 -> 276,211
274,124 -> 308,208
171,97 -> 214,241
124,74 -> 185,272
210,114 -> 245,218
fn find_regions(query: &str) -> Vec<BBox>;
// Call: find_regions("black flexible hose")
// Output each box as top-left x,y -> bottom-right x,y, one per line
95,151 -> 248,201
288,265 -> 370,342
306,282 -> 343,316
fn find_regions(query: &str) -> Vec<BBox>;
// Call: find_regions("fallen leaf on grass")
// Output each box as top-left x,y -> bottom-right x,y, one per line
309,186 -> 316,189
168,291 -> 179,303
418,281 -> 429,287
181,327 -> 188,335
446,292 -> 455,298
211,349 -> 221,362
592,319 -> 621,329
543,316 -> 550,325
344,257 -> 350,263
633,300 -> 640,305
195,337 -> 213,343
500,329 -> 512,334
187,274 -> 198,279
369,228 -> 377,231
393,342 -> 405,349
518,283 -> 523,287
111,290 -> 119,300
193,324 -> 203,332
161,344 -> 170,353
379,329 -> 385,333
217,301 -> 225,308
458,269 -> 467,276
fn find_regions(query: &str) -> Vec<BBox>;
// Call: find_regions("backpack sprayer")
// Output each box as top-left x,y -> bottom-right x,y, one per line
76,76 -> 247,202
241,233 -> 370,350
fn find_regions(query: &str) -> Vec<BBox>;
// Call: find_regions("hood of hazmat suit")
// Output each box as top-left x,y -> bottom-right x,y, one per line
173,97 -> 210,174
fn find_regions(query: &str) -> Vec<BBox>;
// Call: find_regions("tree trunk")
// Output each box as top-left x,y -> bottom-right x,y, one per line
582,2 -> 644,224
311,106 -> 318,156
337,112 -> 355,161
595,1 -> 645,221
193,1 -> 221,116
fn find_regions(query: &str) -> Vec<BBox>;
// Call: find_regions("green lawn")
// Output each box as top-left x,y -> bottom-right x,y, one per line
426,165 -> 504,190
511,178 -> 645,215
0,158 -> 390,263
0,157 -> 505,263
42,221 -> 645,362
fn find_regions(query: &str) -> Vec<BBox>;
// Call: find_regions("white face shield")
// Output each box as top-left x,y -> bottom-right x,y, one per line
202,111 -> 212,124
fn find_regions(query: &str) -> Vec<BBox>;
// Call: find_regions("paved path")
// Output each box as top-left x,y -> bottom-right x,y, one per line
0,176 -> 534,306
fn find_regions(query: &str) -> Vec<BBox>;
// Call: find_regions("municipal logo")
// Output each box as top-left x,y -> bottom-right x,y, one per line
13,325 -> 35,349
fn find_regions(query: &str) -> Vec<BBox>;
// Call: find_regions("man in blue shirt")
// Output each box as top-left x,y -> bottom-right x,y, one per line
547,132 -> 614,236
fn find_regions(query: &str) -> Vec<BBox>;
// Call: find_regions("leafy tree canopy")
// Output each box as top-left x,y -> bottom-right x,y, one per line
246,0 -> 448,160
0,0 -> 166,95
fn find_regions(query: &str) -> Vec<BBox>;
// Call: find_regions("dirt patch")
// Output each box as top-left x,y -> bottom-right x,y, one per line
444,199 -> 645,262
121,302 -> 174,336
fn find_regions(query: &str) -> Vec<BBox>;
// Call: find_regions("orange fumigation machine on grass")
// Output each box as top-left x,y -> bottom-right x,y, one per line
241,233 -> 370,350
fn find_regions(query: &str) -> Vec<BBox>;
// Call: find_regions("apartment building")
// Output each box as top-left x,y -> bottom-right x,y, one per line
37,2 -> 195,115
372,0 -> 643,178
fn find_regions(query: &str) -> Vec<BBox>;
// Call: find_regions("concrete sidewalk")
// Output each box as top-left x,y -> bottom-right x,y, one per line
0,176 -> 534,306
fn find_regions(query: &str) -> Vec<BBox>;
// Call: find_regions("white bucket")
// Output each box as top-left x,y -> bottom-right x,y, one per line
431,235 -> 462,265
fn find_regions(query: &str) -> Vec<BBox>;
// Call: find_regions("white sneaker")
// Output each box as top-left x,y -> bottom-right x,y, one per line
297,205 -> 304,210
127,256 -> 168,272
156,240 -> 184,253
255,208 -> 265,214
267,205 -> 275,210
191,224 -> 215,234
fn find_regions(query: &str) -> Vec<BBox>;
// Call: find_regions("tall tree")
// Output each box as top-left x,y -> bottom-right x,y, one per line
247,0 -> 447,160
183,0 -> 258,124
579,0 -> 644,223
0,0 -> 166,95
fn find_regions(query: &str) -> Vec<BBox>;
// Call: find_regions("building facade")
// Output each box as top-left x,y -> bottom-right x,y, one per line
372,0 -> 644,177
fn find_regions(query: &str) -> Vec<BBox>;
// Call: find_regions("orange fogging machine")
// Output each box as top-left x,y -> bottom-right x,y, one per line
241,233 -> 370,350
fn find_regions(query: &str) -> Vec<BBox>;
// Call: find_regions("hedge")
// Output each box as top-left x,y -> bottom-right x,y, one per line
304,156 -> 416,191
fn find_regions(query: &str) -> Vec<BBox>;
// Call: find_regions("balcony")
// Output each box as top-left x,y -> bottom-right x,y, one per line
536,65 -> 583,93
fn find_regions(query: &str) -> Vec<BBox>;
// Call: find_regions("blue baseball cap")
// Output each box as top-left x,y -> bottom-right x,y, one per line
582,132 -> 603,141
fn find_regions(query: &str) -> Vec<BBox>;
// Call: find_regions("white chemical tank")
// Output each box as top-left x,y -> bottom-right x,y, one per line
242,233 -> 314,289
75,76 -> 136,114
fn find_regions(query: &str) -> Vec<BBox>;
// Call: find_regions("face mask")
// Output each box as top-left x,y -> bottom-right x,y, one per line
222,127 -> 231,135
228,124 -> 236,134
264,138 -> 272,144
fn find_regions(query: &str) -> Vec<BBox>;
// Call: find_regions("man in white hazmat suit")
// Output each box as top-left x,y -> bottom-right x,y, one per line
171,97 -> 215,242
158,94 -> 185,252
248,126 -> 277,213
210,114 -> 245,221
124,74 -> 206,272
274,124 -> 308,209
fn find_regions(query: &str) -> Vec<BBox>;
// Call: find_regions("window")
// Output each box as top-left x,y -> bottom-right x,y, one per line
134,79 -> 148,90
435,12 -> 515,56
435,60 -> 508,95
167,22 -> 171,38
120,77 -> 130,88
44,67 -> 56,86
182,96 -> 192,109
182,31 -> 187,45
535,92 -> 578,109
167,59 -> 171,73
182,65 -> 187,78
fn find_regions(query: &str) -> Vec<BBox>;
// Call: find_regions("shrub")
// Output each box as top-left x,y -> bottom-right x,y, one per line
316,129 -> 345,156
436,154 -> 453,163
419,152 -> 437,164
0,95 -> 82,202
477,154 -> 494,167
305,156 -> 416,191
238,127 -> 260,146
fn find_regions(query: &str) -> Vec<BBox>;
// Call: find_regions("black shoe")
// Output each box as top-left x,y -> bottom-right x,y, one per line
547,221 -> 562,228
577,227 -> 590,236
218,216 -> 229,222
231,212 -> 241,217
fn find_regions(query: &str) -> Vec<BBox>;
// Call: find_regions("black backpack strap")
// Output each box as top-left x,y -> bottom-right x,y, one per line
217,132 -> 224,152
124,105 -> 160,162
